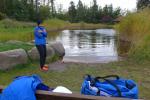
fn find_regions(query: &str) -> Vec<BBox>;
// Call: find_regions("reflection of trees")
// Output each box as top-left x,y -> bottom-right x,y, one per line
69,30 -> 77,48
77,32 -> 84,48
88,31 -> 112,48
67,30 -> 114,49
90,31 -> 97,48
101,36 -> 111,45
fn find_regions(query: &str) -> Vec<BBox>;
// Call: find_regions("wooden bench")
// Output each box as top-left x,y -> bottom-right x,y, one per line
0,85 -> 133,100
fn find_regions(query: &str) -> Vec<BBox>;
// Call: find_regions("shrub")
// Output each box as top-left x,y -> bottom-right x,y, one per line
0,12 -> 6,20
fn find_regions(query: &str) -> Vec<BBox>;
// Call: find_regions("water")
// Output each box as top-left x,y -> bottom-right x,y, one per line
48,29 -> 118,63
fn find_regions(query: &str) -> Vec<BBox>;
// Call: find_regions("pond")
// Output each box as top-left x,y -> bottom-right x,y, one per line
48,29 -> 118,63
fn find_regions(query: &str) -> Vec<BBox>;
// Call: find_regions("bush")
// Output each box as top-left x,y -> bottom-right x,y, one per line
117,8 -> 150,61
0,12 -> 6,20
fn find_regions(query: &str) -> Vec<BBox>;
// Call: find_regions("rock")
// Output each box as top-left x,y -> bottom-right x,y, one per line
46,45 -> 55,59
6,40 -> 24,44
0,49 -> 28,70
50,42 -> 65,57
28,47 -> 39,60
28,45 -> 55,60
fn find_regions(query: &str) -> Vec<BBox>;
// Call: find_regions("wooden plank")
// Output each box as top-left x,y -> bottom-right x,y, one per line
0,85 -> 131,100
36,90 -> 127,100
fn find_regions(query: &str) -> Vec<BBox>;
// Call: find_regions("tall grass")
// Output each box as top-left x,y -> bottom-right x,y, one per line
117,8 -> 150,61
0,19 -> 35,42
43,18 -> 70,30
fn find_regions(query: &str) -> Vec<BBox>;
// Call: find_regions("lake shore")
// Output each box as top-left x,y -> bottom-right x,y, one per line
0,60 -> 149,99
0,18 -> 150,99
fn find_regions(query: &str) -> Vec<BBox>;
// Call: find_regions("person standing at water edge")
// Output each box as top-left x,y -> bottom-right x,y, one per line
34,20 -> 48,71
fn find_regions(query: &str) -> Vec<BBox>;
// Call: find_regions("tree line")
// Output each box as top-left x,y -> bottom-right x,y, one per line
68,0 -> 121,23
0,0 -> 54,21
0,0 -> 149,23
137,0 -> 150,10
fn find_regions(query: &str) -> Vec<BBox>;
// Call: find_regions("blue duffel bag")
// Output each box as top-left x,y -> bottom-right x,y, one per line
81,75 -> 138,99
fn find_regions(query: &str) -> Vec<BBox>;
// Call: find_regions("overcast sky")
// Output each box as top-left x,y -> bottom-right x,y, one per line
55,0 -> 137,11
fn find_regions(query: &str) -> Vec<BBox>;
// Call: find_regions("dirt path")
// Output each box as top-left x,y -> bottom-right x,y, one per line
48,60 -> 103,72
48,61 -> 68,72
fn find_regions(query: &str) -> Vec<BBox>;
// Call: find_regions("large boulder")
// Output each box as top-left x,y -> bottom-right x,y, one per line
0,49 -> 28,70
27,47 -> 39,60
28,45 -> 55,60
50,42 -> 65,57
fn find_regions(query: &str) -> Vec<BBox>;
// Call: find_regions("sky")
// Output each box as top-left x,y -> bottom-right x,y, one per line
55,0 -> 137,11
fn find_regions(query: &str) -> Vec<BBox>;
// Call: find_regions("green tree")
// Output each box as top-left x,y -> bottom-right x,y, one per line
38,6 -> 51,21
50,0 -> 56,17
108,4 -> 113,17
56,4 -> 68,20
68,1 -> 77,22
0,0 -> 6,13
137,0 -> 150,10
90,0 -> 99,23
76,0 -> 85,22
113,7 -> 121,18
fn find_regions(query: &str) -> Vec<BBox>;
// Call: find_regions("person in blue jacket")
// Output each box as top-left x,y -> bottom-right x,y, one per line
34,20 -> 48,71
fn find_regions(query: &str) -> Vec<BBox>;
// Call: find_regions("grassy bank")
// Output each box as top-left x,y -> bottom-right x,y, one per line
0,42 -> 33,52
0,18 -> 113,42
44,19 -> 113,31
117,8 -> 150,62
0,60 -> 149,99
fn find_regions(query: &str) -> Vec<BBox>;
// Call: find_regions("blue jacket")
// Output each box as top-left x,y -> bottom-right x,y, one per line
0,75 -> 42,100
34,26 -> 47,45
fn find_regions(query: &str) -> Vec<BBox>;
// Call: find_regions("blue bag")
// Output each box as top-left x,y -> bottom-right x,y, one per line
0,74 -> 50,100
81,75 -> 138,99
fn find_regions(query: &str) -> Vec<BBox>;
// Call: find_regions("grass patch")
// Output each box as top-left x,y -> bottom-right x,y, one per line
0,42 -> 33,52
0,60 -> 149,99
0,19 -> 35,42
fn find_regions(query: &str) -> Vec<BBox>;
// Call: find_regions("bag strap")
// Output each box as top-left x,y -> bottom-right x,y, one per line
95,75 -> 120,80
95,75 -> 122,97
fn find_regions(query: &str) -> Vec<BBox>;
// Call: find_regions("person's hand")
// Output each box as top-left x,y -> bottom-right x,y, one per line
43,29 -> 46,33
38,30 -> 43,33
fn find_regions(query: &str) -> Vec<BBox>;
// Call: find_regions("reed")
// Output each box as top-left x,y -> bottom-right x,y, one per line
117,8 -> 150,61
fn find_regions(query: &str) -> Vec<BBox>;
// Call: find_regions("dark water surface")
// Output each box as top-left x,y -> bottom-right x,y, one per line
48,29 -> 118,63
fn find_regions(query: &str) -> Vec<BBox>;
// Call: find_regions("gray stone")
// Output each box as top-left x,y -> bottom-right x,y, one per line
0,49 -> 28,70
50,42 -> 65,57
46,45 -> 55,59
28,45 -> 55,60
28,47 -> 39,60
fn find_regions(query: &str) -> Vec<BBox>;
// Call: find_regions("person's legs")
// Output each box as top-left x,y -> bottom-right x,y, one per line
43,45 -> 47,65
36,45 -> 45,68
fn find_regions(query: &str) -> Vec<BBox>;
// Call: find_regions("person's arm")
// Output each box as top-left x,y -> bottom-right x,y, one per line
41,28 -> 47,37
34,28 -> 43,38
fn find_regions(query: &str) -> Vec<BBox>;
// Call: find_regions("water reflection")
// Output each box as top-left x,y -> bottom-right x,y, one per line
48,29 -> 118,63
